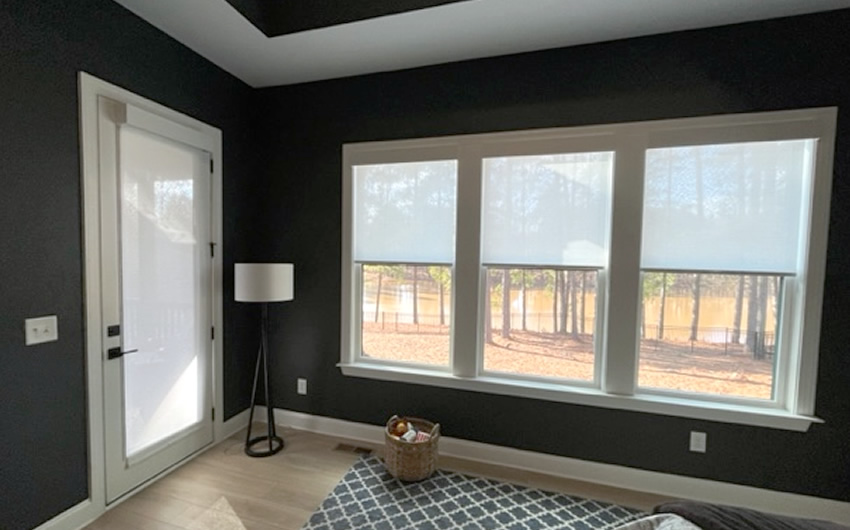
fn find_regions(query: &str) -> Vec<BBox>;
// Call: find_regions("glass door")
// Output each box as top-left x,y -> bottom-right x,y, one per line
99,97 -> 214,502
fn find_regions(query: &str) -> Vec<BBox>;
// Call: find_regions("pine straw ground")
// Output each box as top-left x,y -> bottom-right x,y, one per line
362,323 -> 773,400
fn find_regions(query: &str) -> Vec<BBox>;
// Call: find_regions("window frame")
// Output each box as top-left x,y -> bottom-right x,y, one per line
340,108 -> 837,431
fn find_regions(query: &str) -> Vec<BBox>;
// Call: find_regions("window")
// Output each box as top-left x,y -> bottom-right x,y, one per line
638,141 -> 814,402
341,109 -> 836,431
351,159 -> 457,368
480,153 -> 613,383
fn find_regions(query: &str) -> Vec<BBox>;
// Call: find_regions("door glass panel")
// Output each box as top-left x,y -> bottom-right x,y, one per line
120,127 -> 205,457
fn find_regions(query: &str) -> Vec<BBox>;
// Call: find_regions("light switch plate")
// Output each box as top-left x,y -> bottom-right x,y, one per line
25,315 -> 58,345
297,378 -> 307,395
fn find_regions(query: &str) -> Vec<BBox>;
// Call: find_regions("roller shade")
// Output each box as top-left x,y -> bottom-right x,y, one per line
641,140 -> 814,274
353,160 -> 457,263
481,152 -> 613,267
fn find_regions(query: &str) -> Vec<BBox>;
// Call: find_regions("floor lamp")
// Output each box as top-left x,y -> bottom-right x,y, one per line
235,263 -> 294,457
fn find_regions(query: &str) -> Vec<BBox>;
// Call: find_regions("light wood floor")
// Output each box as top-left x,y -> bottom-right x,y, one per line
85,426 -> 670,529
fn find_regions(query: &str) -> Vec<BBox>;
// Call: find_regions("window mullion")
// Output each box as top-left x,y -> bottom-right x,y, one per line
774,277 -> 797,409
351,263 -> 363,363
340,148 -> 355,365
601,136 -> 646,395
452,144 -> 483,377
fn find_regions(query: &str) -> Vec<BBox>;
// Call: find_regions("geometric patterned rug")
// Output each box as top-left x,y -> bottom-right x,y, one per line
302,454 -> 644,529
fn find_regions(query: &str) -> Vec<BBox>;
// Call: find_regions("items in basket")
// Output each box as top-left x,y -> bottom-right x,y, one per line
389,417 -> 432,443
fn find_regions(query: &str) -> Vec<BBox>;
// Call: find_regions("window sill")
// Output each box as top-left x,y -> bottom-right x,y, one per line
338,362 -> 821,432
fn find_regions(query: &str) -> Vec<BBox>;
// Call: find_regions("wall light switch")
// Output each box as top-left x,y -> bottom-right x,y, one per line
25,315 -> 58,345
690,431 -> 707,453
297,378 -> 307,395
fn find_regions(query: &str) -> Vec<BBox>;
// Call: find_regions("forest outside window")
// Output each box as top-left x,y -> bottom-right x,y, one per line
341,108 -> 836,430
361,263 -> 453,367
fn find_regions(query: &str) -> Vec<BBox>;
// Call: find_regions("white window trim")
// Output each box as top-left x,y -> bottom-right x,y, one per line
340,108 -> 837,432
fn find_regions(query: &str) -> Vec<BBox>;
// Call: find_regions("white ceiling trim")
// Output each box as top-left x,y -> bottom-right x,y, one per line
115,0 -> 850,88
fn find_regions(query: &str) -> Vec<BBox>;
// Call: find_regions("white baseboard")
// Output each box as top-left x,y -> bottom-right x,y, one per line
219,408 -> 251,440
270,407 -> 850,525
34,499 -> 98,530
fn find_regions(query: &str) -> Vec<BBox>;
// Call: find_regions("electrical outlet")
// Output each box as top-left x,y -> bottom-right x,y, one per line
25,315 -> 58,345
297,378 -> 307,395
689,431 -> 707,453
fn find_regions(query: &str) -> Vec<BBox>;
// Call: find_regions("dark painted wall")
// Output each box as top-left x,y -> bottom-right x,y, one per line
253,10 -> 850,502
2,3 -> 849,528
0,1 -> 257,528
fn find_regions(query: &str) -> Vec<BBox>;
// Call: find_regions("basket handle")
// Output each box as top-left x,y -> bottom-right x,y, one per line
430,423 -> 440,437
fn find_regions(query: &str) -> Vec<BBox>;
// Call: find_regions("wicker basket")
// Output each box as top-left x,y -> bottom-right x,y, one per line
384,415 -> 440,482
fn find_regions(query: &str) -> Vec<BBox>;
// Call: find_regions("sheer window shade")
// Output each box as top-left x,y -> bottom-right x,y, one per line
482,152 -> 613,267
641,140 -> 814,274
353,161 -> 457,263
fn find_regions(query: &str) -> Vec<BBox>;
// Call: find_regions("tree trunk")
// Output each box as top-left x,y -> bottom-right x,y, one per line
485,271 -> 493,344
771,277 -> 780,325
580,272 -> 587,335
552,272 -> 558,333
746,275 -> 759,354
755,276 -> 769,359
521,269 -> 527,331
689,273 -> 701,342
771,276 -> 780,349
569,272 -> 578,338
374,271 -> 383,323
657,272 -> 667,339
731,275 -> 744,343
438,281 -> 445,326
412,266 -> 419,324
501,269 -> 511,338
559,271 -> 568,335
690,149 -> 704,344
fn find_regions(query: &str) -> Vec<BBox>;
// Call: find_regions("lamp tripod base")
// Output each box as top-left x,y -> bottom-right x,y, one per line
244,303 -> 285,458
245,434 -> 284,457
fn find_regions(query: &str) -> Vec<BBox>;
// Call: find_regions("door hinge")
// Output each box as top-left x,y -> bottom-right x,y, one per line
211,326 -> 215,340
210,158 -> 214,173
209,241 -> 216,258
212,408 -> 215,421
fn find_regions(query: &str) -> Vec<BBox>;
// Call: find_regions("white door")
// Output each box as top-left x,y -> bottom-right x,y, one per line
97,96 -> 214,502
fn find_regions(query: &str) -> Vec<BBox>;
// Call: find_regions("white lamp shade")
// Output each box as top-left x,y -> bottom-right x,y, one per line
235,263 -> 294,302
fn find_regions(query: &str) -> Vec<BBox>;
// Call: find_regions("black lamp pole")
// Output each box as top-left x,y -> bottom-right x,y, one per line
244,303 -> 284,457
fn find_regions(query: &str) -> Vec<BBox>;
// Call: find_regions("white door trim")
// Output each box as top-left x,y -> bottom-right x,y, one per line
73,71 -> 227,527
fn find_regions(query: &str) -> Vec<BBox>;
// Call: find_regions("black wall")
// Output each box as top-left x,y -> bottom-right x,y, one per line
253,11 -> 850,502
2,4 -> 849,529
0,1 -> 256,528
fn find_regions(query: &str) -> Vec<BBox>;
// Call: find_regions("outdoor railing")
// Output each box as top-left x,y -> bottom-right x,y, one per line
364,311 -> 774,359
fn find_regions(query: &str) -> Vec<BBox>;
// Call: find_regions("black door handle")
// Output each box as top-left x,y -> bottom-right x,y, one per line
107,347 -> 139,360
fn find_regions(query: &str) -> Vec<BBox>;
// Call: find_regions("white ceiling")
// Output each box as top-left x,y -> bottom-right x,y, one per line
115,0 -> 850,88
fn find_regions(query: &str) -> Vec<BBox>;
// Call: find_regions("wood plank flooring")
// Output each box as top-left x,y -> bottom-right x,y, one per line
85,426 -> 669,529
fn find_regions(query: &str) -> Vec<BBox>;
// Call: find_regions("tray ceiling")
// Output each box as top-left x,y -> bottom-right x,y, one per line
114,0 -> 850,88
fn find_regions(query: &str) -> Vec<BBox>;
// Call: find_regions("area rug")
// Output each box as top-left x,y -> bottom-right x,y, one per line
302,455 -> 644,529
